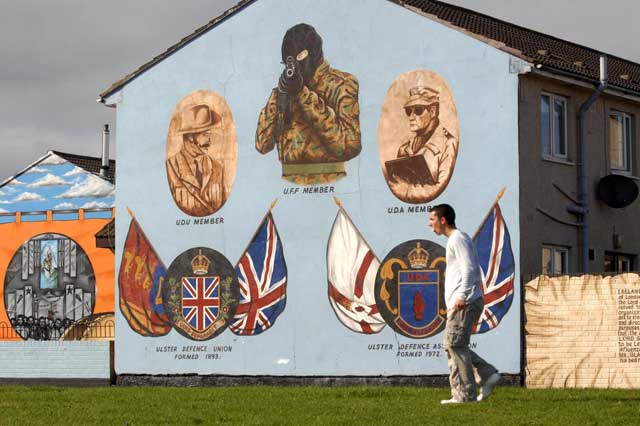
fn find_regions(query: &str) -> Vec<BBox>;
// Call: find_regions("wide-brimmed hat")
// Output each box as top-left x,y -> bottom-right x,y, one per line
178,104 -> 222,134
404,86 -> 440,108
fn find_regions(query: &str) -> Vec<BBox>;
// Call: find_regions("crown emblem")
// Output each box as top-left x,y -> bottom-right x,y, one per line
408,242 -> 429,269
191,249 -> 211,275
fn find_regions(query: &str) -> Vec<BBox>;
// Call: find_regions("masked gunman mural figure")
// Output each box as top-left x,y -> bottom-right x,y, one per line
256,23 -> 362,185
378,71 -> 459,204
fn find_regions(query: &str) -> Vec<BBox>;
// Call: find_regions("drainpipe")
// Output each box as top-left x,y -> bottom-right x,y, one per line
100,124 -> 110,179
577,55 -> 608,273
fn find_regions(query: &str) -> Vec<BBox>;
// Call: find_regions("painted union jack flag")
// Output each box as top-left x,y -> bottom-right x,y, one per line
181,276 -> 220,332
231,212 -> 287,336
472,203 -> 515,333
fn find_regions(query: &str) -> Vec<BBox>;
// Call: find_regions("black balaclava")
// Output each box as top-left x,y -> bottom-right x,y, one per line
281,23 -> 324,84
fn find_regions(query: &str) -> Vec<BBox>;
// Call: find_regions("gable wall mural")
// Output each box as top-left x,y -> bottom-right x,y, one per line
0,153 -> 115,341
109,0 -> 521,376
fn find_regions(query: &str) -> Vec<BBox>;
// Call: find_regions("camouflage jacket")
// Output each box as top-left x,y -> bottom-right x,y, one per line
256,60 -> 361,184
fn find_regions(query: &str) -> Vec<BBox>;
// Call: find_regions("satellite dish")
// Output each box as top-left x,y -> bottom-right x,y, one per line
597,175 -> 638,208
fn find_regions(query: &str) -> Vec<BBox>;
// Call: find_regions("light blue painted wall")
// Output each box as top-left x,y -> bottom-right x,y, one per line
114,0 -> 521,375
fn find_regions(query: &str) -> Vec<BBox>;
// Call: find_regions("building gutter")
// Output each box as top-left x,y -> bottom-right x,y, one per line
576,55 -> 608,272
530,66 -> 640,103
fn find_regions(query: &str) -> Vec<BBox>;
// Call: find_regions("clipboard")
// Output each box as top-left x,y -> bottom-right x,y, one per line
385,154 -> 435,185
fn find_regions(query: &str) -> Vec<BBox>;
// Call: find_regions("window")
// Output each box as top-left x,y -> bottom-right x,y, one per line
604,252 -> 634,273
542,245 -> 569,275
541,93 -> 568,159
609,111 -> 633,172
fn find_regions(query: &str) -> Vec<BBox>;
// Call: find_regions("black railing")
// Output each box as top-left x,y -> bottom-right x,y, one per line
0,318 -> 114,341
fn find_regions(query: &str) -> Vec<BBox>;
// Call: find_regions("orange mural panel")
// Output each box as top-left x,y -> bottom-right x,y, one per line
0,213 -> 114,341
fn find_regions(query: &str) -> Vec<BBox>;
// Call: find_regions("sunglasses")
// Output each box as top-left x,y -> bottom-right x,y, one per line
404,105 -> 428,117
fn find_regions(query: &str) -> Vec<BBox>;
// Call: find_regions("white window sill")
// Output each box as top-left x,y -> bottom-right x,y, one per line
542,156 -> 574,166
608,170 -> 639,180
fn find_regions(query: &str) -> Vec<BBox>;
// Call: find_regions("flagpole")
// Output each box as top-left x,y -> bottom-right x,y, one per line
472,187 -> 507,239
124,206 -> 161,259
333,197 -> 380,261
234,199 -> 279,265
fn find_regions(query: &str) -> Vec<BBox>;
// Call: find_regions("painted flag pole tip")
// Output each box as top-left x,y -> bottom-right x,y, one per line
496,187 -> 507,203
472,187 -> 508,239
126,207 -> 135,218
333,197 -> 343,208
270,198 -> 278,211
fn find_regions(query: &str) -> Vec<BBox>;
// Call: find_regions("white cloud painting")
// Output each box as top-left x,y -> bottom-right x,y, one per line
63,167 -> 85,177
54,202 -> 75,209
39,153 -> 68,166
26,167 -> 50,174
80,201 -> 112,209
28,173 -> 69,187
56,174 -> 115,199
0,152 -> 114,215
13,192 -> 45,202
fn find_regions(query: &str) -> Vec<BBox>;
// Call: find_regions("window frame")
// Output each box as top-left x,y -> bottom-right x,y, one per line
540,92 -> 569,161
608,110 -> 633,174
604,251 -> 635,273
542,245 -> 569,275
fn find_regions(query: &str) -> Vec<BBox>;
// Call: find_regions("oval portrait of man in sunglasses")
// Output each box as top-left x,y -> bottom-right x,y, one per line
165,90 -> 238,217
377,70 -> 459,204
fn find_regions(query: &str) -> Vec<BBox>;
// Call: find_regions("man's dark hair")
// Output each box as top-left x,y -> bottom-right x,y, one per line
430,204 -> 456,227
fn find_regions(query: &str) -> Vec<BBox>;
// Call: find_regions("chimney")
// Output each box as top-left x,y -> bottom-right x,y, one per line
101,124 -> 110,178
599,55 -> 608,84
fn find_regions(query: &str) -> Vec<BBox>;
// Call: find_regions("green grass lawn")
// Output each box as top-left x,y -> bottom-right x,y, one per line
0,386 -> 638,426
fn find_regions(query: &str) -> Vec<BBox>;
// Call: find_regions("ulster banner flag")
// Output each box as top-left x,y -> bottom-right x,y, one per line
327,204 -> 385,334
230,211 -> 287,336
472,189 -> 515,334
119,216 -> 171,336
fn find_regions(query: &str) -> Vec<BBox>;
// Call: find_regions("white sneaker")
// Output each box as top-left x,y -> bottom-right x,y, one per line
476,372 -> 500,402
440,398 -> 475,405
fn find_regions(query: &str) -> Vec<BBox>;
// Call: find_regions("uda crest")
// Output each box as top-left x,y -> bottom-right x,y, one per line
164,247 -> 239,340
375,240 -> 447,338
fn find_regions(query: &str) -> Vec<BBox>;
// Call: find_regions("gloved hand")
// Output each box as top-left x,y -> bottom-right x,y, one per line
278,64 -> 303,95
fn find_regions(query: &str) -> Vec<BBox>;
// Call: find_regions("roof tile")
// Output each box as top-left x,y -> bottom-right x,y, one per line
52,151 -> 116,184
394,0 -> 640,93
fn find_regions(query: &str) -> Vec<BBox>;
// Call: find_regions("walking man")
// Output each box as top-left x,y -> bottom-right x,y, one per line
428,204 -> 500,404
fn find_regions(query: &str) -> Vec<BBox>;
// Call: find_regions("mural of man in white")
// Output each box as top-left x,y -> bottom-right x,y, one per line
41,245 -> 58,289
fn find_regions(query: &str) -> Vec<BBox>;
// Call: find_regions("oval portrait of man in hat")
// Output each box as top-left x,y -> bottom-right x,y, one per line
165,90 -> 237,217
378,70 -> 459,204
